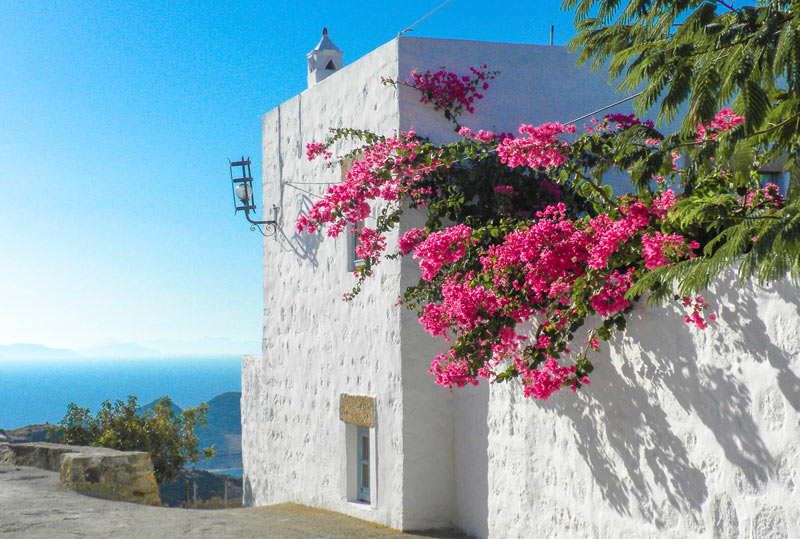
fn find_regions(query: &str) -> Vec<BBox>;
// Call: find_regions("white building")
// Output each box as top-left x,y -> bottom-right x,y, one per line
242,33 -> 800,538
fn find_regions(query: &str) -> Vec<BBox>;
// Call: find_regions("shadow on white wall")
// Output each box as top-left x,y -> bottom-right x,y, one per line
534,278 -> 800,532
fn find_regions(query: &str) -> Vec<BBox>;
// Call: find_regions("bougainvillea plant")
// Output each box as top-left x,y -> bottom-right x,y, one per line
297,66 -> 792,400
380,66 -> 498,128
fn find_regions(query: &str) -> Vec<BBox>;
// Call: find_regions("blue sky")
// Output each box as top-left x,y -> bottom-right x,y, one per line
0,1 -> 579,353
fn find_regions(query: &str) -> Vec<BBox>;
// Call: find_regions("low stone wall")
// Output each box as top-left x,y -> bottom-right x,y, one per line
0,442 -> 160,506
0,441 -> 76,472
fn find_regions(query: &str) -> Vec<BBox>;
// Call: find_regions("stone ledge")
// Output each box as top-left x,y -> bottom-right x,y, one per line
0,442 -> 160,506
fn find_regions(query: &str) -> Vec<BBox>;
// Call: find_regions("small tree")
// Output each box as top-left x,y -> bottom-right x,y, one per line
49,396 -> 215,484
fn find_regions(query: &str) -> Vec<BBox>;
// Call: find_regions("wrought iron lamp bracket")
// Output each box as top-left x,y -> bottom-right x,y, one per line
230,157 -> 279,237
245,205 -> 279,237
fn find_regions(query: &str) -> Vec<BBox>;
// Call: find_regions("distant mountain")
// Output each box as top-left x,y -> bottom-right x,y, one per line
0,424 -> 52,443
0,338 -> 258,360
0,341 -> 160,360
196,392 -> 241,474
0,343 -> 76,360
142,337 -> 259,357
139,398 -> 183,417
77,342 -> 162,358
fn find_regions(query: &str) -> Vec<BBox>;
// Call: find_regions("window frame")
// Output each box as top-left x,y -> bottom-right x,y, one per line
351,219 -> 366,271
343,422 -> 377,507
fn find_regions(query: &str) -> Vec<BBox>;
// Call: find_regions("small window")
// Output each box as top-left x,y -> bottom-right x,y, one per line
344,423 -> 375,505
325,59 -> 337,71
340,158 -> 366,271
357,426 -> 370,503
352,220 -> 365,269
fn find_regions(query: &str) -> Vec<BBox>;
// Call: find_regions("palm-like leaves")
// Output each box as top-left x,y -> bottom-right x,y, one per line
565,0 -> 800,293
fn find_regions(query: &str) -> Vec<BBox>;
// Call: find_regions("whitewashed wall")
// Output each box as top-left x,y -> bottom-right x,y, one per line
487,275 -> 800,538
397,37 -> 643,143
241,38 -> 408,528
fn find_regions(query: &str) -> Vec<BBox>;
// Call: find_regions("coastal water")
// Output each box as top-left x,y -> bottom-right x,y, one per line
0,356 -> 242,429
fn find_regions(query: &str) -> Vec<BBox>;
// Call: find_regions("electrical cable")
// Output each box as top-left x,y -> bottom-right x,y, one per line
564,91 -> 644,126
284,181 -> 339,185
399,0 -> 453,37
284,182 -> 325,199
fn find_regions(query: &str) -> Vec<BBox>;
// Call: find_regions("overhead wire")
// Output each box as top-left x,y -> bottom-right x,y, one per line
284,181 -> 338,185
284,182 -> 325,199
398,0 -> 453,37
210,451 -> 242,458
564,91 -> 644,126
394,1 -> 642,127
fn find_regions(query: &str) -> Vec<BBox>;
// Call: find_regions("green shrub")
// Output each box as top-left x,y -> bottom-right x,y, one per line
49,396 -> 214,483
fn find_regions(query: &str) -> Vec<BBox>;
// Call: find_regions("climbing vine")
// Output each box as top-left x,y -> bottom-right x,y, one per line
297,63 -> 793,400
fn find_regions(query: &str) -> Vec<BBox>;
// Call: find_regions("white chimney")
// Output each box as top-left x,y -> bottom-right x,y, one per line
307,27 -> 343,88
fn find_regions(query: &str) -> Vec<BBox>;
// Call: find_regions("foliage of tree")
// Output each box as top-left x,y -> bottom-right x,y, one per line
295,1 -> 800,400
564,0 -> 800,306
49,396 -> 214,483
565,0 -> 800,195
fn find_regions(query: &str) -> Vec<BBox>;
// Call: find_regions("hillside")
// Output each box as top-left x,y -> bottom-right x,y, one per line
139,398 -> 183,416
0,424 -> 52,443
196,392 -> 241,473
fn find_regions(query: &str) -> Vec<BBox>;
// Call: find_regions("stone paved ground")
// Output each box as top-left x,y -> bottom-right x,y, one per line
0,464 -> 470,538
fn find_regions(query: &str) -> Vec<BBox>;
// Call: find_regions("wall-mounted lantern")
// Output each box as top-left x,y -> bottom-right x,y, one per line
230,157 -> 277,236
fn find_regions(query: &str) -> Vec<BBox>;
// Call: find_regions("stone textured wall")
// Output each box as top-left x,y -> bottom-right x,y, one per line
0,441 -> 76,472
486,274 -> 800,538
241,38 -> 407,529
60,450 -> 160,506
0,442 -> 160,506
391,37 -> 800,539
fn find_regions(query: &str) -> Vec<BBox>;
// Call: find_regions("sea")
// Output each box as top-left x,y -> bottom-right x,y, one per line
0,356 -> 242,430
